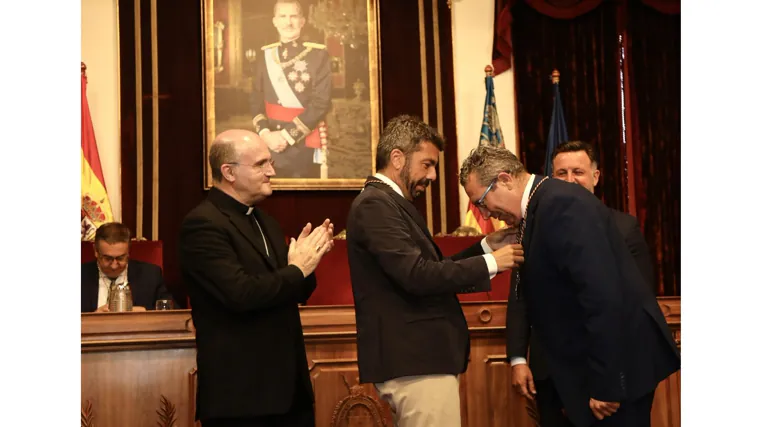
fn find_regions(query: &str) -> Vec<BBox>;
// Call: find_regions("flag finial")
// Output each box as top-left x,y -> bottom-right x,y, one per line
551,69 -> 560,84
485,65 -> 494,77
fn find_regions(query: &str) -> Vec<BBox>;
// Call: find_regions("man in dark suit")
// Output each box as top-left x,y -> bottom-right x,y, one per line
81,222 -> 170,313
346,115 -> 524,427
507,141 -> 658,427
250,0 -> 331,178
460,145 -> 680,427
179,129 -> 335,427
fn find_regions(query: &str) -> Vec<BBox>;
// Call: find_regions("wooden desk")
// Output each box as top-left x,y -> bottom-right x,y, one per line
81,297 -> 681,427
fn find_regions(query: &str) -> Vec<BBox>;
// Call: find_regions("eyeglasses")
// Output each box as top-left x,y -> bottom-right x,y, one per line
98,254 -> 128,264
229,159 -> 275,172
474,179 -> 497,209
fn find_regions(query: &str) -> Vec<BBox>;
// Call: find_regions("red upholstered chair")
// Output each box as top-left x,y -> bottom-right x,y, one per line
81,240 -> 164,270
305,236 -> 512,306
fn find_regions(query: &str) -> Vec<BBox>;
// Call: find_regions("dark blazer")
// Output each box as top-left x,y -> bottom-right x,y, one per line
81,260 -> 169,312
179,187 -> 317,421
507,206 -> 658,380
514,176 -> 680,427
346,178 -> 491,384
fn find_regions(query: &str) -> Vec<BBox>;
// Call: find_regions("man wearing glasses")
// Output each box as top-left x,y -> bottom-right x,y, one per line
460,144 -> 679,427
81,222 -> 170,312
180,129 -> 334,427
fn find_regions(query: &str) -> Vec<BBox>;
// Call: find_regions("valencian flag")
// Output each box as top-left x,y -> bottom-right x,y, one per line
81,63 -> 114,240
463,65 -> 507,234
544,69 -> 569,176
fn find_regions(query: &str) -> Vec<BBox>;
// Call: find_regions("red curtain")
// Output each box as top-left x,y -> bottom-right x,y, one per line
501,0 -> 681,296
511,1 -> 627,210
626,0 -> 681,296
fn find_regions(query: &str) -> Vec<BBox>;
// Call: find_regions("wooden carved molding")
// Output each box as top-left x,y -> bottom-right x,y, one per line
331,375 -> 388,427
81,400 -> 95,427
526,398 -> 540,427
157,395 -> 178,427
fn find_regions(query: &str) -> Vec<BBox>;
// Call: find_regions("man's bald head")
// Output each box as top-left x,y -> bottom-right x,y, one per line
209,129 -> 265,183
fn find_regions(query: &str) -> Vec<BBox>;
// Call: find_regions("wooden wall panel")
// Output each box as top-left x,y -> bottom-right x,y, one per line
82,298 -> 680,427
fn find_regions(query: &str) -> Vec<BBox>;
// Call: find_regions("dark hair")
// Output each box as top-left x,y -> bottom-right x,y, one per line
94,222 -> 131,247
551,140 -> 598,167
375,115 -> 445,170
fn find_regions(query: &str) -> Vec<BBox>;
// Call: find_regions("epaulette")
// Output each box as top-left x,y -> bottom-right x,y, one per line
261,42 -> 280,51
303,42 -> 326,50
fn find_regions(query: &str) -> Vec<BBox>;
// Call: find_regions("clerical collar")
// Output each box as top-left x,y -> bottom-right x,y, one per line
209,187 -> 256,217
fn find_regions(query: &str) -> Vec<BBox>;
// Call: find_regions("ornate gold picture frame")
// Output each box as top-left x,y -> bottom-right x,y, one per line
201,0 -> 382,190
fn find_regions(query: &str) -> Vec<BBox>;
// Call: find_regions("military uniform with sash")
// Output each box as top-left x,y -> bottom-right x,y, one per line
250,39 -> 331,179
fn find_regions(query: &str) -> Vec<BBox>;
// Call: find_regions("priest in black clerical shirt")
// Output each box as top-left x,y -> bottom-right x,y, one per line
179,129 -> 335,427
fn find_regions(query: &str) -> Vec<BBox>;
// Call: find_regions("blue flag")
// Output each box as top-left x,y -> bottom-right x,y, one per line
464,66 -> 507,235
479,70 -> 504,148
544,73 -> 568,176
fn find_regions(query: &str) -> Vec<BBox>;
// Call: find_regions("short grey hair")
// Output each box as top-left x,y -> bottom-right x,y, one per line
375,115 -> 445,170
209,137 -> 241,183
459,144 -> 526,186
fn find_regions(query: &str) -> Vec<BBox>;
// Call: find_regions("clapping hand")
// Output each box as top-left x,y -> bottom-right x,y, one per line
287,219 -> 335,276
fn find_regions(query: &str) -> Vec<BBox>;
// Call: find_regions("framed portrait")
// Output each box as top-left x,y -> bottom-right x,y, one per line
201,0 -> 382,190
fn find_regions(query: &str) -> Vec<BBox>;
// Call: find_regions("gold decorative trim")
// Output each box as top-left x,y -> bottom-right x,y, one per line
115,0 -> 123,222
294,116 -> 311,134
151,0 -> 160,239
418,0 -> 433,234
432,0 -> 447,234
134,0 -> 144,238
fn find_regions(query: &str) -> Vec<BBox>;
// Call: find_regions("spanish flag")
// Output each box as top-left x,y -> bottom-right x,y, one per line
462,66 -> 506,234
81,63 -> 114,240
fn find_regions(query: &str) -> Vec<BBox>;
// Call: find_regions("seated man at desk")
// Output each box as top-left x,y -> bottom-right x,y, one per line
81,222 -> 170,312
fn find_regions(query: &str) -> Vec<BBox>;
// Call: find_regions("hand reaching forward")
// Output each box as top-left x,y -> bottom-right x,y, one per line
288,219 -> 335,277
486,226 -> 520,251
492,243 -> 524,272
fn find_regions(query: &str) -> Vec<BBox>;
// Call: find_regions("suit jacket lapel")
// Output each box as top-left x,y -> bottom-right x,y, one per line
522,175 -> 547,257
83,262 -> 100,312
365,178 -> 442,259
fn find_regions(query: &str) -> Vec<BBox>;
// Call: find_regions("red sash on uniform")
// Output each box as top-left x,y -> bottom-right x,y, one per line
265,102 -> 322,148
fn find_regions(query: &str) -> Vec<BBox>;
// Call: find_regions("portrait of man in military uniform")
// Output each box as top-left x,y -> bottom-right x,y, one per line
251,0 -> 331,179
203,0 -> 381,188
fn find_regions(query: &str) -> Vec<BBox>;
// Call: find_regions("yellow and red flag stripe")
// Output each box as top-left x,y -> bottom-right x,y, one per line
81,63 -> 113,240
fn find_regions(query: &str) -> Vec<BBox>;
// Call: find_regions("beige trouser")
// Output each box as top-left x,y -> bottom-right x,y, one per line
374,374 -> 461,427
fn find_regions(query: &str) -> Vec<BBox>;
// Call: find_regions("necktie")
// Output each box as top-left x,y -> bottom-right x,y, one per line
106,278 -> 117,306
